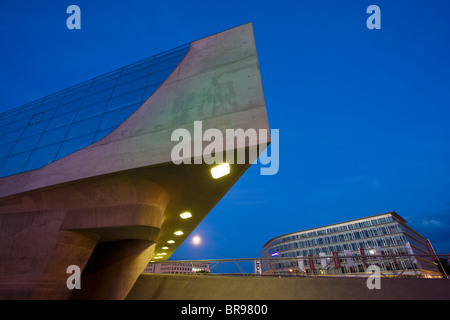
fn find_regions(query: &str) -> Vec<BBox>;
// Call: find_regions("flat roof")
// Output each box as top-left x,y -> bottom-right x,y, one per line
262,211 -> 407,248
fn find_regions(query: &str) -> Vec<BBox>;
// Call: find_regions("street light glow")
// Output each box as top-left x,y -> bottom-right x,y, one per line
192,235 -> 201,245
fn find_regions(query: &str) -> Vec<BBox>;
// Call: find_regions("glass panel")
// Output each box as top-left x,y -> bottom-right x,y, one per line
8,117 -> 30,131
151,54 -> 185,73
43,91 -> 65,102
94,127 -> 115,142
41,108 -> 57,122
61,88 -> 89,105
0,42 -> 189,177
116,67 -> 151,85
56,134 -> 95,160
99,104 -> 139,131
66,115 -> 102,140
54,99 -> 84,117
37,126 -> 69,148
120,60 -> 153,77
0,124 -> 8,136
29,112 -> 45,125
0,151 -> 31,177
23,144 -> 61,171
112,76 -> 148,97
38,97 -> 61,112
21,120 -> 49,138
47,112 -> 75,130
142,83 -> 161,101
10,134 -> 40,155
0,129 -> 23,144
14,106 -> 38,121
107,90 -> 143,112
88,78 -> 117,95
75,101 -> 108,121
0,115 -> 15,128
147,68 -> 174,86
66,81 -> 92,93
82,89 -> 113,107
0,142 -> 15,158
91,70 -> 120,86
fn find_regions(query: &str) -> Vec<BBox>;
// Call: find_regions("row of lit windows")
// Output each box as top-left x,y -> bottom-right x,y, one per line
268,234 -> 408,258
263,223 -> 403,256
267,216 -> 397,248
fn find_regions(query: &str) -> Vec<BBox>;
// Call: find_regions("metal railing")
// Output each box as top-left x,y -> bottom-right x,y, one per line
145,253 -> 450,279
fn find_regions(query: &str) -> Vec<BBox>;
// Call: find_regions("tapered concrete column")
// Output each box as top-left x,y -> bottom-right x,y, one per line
0,175 -> 169,300
31,230 -> 100,300
70,240 -> 156,300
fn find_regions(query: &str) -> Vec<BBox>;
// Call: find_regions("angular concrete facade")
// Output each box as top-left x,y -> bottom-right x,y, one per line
0,23 -> 270,299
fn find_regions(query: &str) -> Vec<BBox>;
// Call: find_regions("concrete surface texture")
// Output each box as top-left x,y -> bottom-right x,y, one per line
127,274 -> 450,300
0,23 -> 270,299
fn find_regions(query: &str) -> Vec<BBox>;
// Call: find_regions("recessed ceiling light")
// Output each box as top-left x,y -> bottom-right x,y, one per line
211,163 -> 230,179
174,230 -> 184,236
162,247 -> 169,250
167,240 -> 175,244
180,212 -> 192,219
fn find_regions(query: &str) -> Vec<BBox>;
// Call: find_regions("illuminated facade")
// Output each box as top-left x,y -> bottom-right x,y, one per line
261,212 -> 441,277
144,262 -> 210,275
0,23 -> 270,299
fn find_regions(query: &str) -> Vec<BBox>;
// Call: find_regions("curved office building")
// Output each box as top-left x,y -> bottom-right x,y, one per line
0,23 -> 270,299
261,212 -> 441,277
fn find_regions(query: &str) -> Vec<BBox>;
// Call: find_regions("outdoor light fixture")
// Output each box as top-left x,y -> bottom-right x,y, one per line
167,240 -> 175,244
179,211 -> 192,219
174,230 -> 184,236
192,235 -> 201,245
162,247 -> 169,250
210,163 -> 230,179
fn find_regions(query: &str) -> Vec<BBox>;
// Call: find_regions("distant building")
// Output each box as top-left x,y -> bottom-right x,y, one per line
144,262 -> 210,275
260,212 -> 441,277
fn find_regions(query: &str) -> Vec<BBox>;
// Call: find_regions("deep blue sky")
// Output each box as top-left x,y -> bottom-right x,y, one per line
1,1 -> 449,258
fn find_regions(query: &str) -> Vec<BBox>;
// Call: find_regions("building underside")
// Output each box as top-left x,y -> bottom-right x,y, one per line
0,23 -> 270,299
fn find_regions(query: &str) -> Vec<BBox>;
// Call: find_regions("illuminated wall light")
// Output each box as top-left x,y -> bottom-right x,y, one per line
167,240 -> 175,244
210,163 -> 230,179
180,212 -> 192,219
174,230 -> 184,236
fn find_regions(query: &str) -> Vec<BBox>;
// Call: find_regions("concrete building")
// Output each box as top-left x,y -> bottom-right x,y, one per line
0,23 -> 270,299
261,212 -> 442,277
144,262 -> 210,275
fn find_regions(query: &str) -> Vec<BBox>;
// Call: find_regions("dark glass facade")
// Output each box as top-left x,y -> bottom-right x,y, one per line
0,44 -> 190,178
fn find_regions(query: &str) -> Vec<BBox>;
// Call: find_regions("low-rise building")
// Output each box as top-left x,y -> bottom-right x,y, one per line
144,262 -> 210,275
